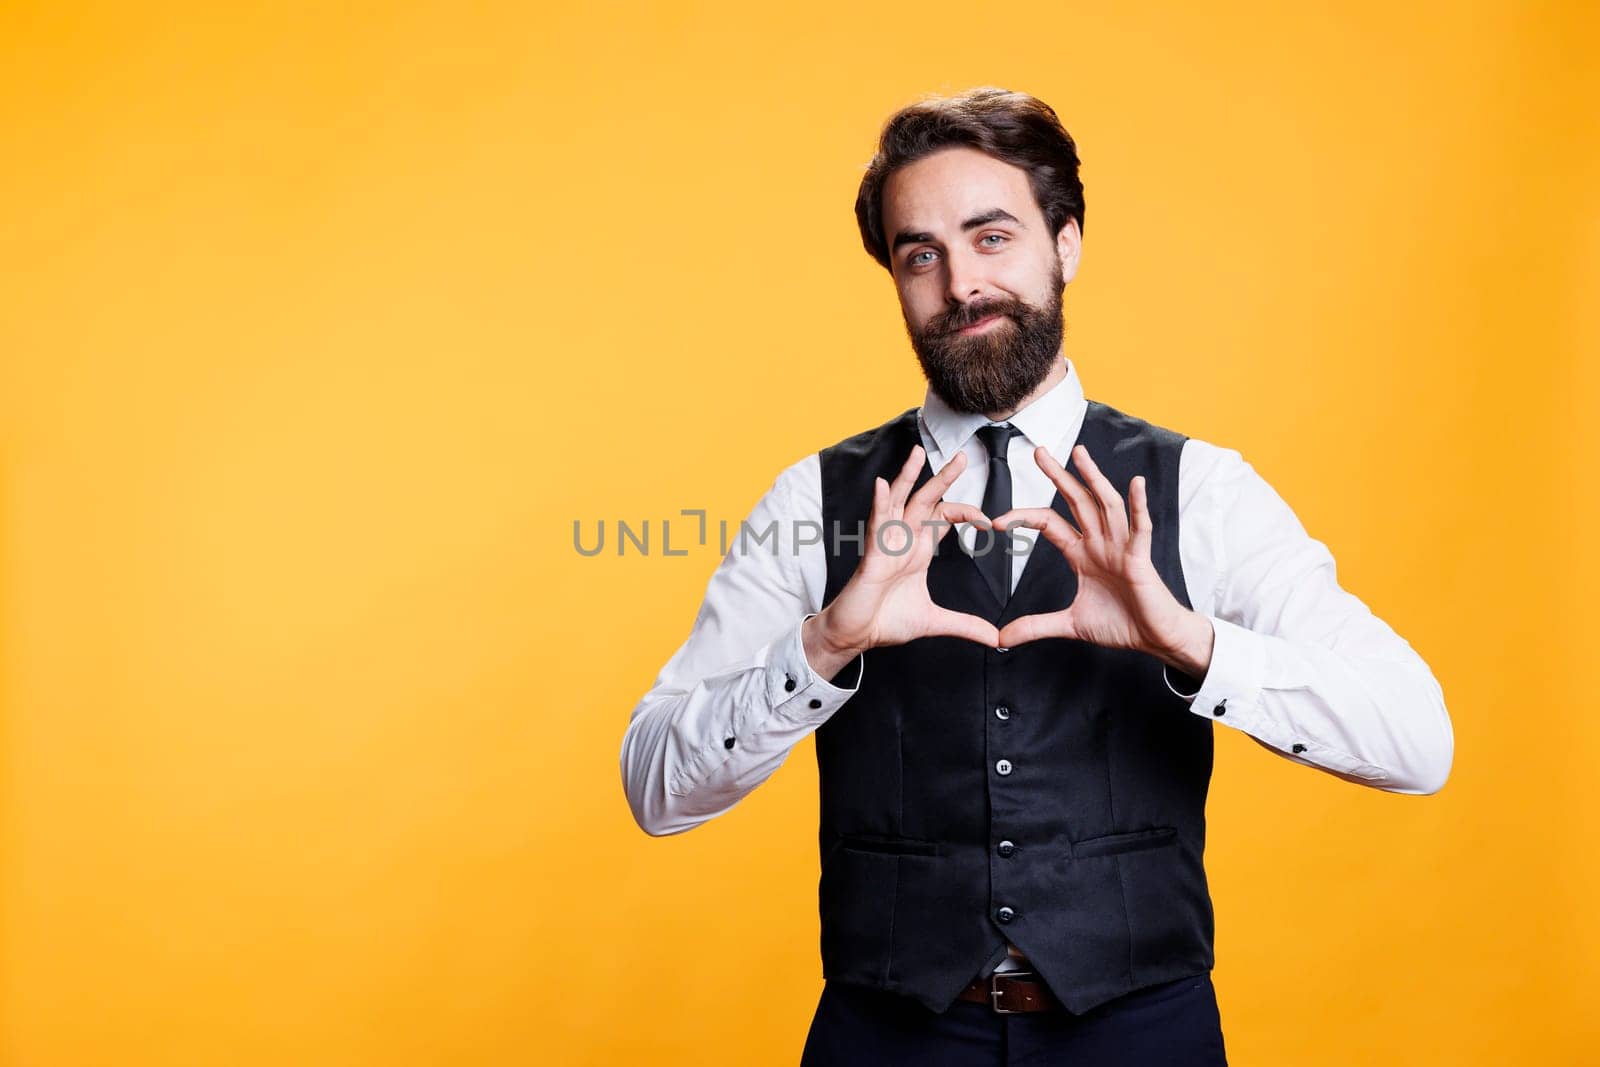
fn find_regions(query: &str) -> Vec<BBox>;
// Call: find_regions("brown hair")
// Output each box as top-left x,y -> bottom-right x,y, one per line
854,86 -> 1085,274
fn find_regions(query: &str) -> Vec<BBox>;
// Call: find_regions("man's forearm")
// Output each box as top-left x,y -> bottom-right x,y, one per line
623,616 -> 863,836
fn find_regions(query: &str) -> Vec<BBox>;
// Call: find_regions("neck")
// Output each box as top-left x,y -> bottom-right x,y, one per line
984,353 -> 1067,422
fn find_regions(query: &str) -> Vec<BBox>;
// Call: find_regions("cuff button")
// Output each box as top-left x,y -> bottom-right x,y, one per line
1292,743 -> 1306,754
1212,700 -> 1227,717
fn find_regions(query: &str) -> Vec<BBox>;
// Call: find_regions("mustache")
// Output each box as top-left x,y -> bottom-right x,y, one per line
934,301 -> 1023,335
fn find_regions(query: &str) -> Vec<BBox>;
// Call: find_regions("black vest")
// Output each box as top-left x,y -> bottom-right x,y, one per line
813,399 -> 1215,1014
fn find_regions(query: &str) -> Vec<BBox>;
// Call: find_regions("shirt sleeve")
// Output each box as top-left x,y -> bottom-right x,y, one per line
1164,440 -> 1454,794
619,454 -> 864,836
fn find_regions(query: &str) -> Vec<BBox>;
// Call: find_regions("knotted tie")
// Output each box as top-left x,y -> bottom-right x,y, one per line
974,422 -> 1021,605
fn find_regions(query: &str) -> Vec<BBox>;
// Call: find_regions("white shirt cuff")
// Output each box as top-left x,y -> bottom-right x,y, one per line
764,613 -> 864,726
1163,615 -> 1265,728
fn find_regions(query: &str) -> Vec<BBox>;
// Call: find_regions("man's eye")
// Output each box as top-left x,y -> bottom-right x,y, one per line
910,250 -> 935,265
981,234 -> 1007,246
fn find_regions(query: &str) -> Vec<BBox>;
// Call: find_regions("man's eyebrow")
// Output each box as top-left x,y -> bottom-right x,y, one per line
890,208 -> 1024,253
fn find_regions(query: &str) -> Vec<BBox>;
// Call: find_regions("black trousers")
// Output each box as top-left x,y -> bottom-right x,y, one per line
799,973 -> 1228,1066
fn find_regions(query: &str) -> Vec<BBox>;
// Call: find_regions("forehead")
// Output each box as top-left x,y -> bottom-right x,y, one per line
881,146 -> 1040,234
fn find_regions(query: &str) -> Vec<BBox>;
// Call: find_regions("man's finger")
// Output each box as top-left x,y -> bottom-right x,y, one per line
994,506 -> 1081,555
907,449 -> 967,519
1033,446 -> 1104,542
926,606 -> 1000,648
869,473 -> 890,518
888,444 -> 925,516
1128,475 -> 1153,559
935,500 -> 991,531
1071,444 -> 1128,542
998,608 -> 1077,647
862,476 -> 892,559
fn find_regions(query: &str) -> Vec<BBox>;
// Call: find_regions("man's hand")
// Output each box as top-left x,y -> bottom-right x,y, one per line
990,444 -> 1215,676
804,445 -> 1001,676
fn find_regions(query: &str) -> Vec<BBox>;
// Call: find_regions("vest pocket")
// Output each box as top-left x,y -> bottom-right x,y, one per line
1073,825 -> 1179,858
819,846 -> 898,985
1119,836 -> 1214,981
837,833 -> 943,857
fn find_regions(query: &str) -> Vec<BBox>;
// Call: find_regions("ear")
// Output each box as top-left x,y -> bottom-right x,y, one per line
1055,217 -> 1083,285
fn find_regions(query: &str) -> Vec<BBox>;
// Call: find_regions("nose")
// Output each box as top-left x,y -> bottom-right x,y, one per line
944,246 -> 988,307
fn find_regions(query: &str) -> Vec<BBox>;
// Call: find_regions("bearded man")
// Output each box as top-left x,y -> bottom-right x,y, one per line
620,86 -> 1453,1066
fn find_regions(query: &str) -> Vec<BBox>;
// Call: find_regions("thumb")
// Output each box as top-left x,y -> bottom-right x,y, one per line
927,607 -> 1000,647
998,609 -> 1075,648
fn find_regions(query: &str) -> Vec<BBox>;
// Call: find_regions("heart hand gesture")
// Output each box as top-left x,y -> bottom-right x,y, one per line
992,444 -> 1205,664
805,444 -> 1000,671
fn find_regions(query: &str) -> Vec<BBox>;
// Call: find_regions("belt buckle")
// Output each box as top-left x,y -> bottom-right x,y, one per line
989,969 -> 1037,1014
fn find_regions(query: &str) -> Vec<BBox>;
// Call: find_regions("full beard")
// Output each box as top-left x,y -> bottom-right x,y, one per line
907,270 -> 1065,416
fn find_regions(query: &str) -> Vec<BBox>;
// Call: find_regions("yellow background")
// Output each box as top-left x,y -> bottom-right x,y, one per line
3,2 -> 1597,1063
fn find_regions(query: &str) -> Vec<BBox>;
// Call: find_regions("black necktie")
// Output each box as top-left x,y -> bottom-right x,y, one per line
974,422 -> 1021,605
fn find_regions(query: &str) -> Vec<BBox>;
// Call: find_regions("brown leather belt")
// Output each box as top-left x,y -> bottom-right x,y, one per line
956,970 -> 1064,1013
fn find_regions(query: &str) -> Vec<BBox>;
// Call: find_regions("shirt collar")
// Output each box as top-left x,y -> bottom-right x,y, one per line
918,356 -> 1085,461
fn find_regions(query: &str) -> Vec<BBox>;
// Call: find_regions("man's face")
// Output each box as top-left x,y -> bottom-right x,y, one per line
882,146 -> 1082,416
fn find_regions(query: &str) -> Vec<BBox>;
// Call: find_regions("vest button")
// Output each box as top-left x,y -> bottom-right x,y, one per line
784,675 -> 796,693
995,759 -> 1013,776
996,905 -> 1016,924
996,840 -> 1016,858
995,646 -> 1009,654
995,705 -> 1011,721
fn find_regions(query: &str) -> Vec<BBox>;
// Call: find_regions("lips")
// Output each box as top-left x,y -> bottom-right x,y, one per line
956,313 -> 1005,334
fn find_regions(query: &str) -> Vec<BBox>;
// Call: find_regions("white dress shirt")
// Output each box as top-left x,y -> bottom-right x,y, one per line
620,355 -> 1454,867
